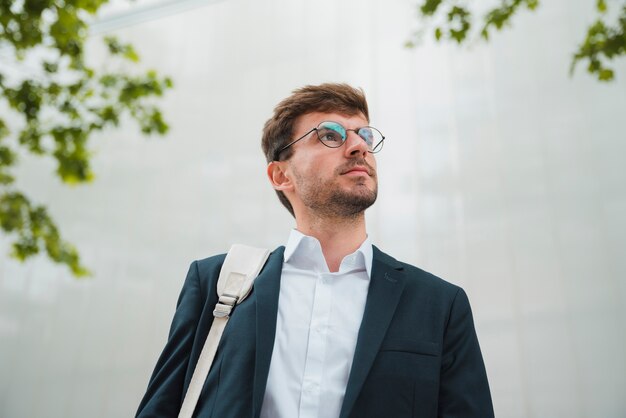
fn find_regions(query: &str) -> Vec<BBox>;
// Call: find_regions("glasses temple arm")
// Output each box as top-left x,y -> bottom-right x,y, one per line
275,127 -> 317,159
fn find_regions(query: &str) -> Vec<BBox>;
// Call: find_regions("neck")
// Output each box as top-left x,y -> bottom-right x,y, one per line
295,212 -> 367,273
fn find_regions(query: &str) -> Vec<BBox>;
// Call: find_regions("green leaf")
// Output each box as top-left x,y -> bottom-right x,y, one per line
598,68 -> 614,80
43,61 -> 59,73
0,173 -> 15,185
105,36 -> 140,62
435,27 -> 443,41
49,6 -> 87,58
420,0 -> 444,16
448,6 -> 471,43
75,0 -> 109,15
0,119 -> 9,139
0,146 -> 17,166
18,124 -> 45,154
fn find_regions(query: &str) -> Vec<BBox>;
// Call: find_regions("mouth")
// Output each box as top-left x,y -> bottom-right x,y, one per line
343,167 -> 371,176
340,163 -> 374,177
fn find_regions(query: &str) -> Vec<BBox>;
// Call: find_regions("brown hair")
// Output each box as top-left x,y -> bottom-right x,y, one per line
261,83 -> 370,216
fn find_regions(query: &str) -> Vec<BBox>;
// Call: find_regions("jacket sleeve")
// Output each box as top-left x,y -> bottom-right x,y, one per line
438,288 -> 495,418
136,261 -> 204,417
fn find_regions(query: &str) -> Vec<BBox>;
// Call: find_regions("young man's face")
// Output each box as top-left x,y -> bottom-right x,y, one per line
283,111 -> 378,219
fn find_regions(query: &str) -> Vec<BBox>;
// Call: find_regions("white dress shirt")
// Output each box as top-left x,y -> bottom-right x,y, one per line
260,229 -> 373,418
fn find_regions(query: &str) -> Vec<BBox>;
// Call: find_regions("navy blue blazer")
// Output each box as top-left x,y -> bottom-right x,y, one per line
136,246 -> 494,418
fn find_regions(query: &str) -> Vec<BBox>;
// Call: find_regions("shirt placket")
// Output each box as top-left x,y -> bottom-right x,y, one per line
298,272 -> 333,418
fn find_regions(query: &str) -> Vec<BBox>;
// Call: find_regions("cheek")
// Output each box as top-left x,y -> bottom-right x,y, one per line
368,156 -> 378,172
305,155 -> 334,174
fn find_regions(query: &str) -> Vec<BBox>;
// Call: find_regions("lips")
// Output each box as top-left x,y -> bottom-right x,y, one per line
340,163 -> 374,176
344,167 -> 370,175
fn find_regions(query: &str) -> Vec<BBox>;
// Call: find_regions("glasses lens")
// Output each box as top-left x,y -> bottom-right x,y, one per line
358,127 -> 384,153
316,122 -> 346,147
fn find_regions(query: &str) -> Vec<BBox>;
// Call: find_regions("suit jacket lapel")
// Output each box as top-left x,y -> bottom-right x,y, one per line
252,246 -> 284,417
339,246 -> 406,418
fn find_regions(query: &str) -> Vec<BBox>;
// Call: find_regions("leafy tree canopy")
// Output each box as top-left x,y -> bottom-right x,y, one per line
1,0 -> 172,276
406,0 -> 626,82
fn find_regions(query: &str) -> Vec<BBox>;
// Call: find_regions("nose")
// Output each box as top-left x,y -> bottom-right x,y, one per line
343,130 -> 369,158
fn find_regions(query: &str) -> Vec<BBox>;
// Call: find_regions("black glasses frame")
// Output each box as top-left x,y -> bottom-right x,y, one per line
274,121 -> 385,161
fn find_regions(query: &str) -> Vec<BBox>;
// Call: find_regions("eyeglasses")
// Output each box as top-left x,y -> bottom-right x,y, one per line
275,121 -> 385,160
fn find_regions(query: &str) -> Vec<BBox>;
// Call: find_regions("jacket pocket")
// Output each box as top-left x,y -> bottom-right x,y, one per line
379,338 -> 440,356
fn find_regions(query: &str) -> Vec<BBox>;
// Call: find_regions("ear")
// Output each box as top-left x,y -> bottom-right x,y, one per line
267,161 -> 293,192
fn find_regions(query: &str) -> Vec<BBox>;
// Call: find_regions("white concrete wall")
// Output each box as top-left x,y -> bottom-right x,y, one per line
1,0 -> 625,416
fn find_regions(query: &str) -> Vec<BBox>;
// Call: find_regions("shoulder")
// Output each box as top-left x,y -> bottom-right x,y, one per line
175,253 -> 228,303
191,245 -> 284,287
373,245 -> 462,299
194,252 -> 228,276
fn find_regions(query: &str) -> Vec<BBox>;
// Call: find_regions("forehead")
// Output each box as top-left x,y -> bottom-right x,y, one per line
294,112 -> 369,133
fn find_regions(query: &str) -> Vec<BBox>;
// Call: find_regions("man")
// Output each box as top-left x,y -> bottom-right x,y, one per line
136,83 -> 494,418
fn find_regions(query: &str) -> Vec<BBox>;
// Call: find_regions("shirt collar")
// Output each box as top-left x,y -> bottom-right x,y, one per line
283,229 -> 373,278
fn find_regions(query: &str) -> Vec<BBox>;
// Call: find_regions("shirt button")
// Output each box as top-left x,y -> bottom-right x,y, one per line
303,381 -> 318,392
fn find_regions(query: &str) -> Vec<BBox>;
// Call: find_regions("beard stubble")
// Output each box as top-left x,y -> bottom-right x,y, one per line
294,159 -> 378,219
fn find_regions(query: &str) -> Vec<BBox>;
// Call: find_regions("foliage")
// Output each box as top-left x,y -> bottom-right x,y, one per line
1,0 -> 173,276
406,0 -> 626,82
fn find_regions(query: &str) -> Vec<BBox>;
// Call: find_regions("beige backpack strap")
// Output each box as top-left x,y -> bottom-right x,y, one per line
178,244 -> 270,418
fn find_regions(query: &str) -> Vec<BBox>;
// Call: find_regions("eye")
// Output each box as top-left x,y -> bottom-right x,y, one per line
318,129 -> 343,143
